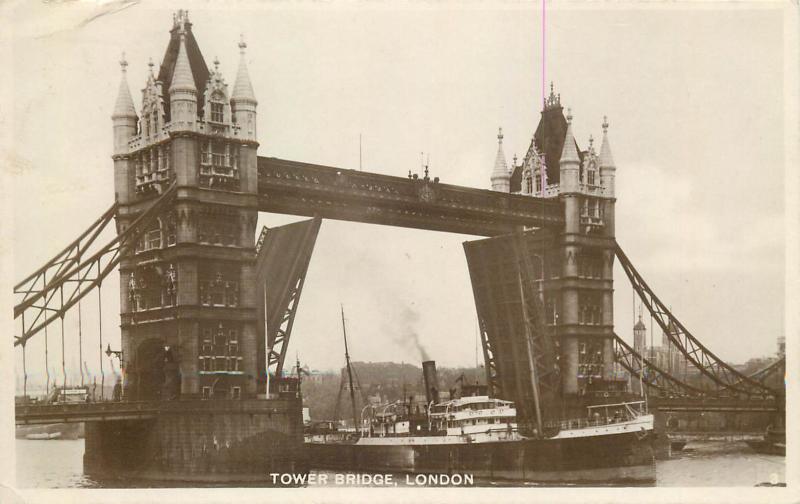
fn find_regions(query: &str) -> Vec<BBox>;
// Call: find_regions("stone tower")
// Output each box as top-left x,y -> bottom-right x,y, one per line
113,10 -> 260,401
500,84 -> 619,408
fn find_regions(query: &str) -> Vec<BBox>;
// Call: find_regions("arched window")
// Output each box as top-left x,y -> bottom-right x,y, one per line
129,266 -> 162,311
586,161 -> 597,186
143,111 -> 149,137
165,213 -> 177,246
145,219 -> 162,250
209,91 -> 225,123
525,175 -> 533,194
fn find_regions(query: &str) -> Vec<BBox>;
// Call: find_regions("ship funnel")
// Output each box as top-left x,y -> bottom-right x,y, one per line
422,360 -> 440,405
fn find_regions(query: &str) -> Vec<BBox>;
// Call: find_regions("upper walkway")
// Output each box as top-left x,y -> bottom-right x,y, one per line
15,398 -> 297,426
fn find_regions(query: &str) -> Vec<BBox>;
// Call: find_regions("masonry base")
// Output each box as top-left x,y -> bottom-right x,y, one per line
83,398 -> 306,483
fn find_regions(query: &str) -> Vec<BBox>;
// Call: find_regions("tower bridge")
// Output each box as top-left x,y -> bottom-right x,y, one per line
13,10 -> 783,482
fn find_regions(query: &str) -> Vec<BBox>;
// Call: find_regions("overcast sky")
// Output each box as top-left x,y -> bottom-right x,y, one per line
5,1 -> 789,387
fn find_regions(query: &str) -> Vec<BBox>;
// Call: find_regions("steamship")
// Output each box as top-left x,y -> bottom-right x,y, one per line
305,311 -> 656,484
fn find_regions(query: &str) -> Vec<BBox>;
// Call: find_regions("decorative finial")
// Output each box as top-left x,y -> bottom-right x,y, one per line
119,52 -> 128,73
544,81 -> 561,109
213,57 -> 220,72
566,108 -> 573,125
497,127 -> 503,142
588,134 -> 594,149
147,57 -> 154,74
602,115 -> 609,133
238,34 -> 247,55
513,154 -> 518,166
175,9 -> 190,34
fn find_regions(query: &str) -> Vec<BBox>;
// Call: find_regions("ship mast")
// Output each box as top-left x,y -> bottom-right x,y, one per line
341,305 -> 359,434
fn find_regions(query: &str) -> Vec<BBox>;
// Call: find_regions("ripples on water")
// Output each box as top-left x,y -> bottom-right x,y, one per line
15,438 -> 785,488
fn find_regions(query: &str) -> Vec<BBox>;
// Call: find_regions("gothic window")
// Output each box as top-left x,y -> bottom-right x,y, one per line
165,213 -> 177,246
587,167 -> 596,186
151,110 -> 158,135
163,144 -> 170,171
129,266 -> 161,311
198,264 -> 240,307
210,92 -> 225,123
199,322 -> 242,375
577,251 -> 603,279
578,292 -> 602,325
197,215 -> 238,246
145,219 -> 162,251
525,175 -> 533,195
535,174 -> 542,193
200,140 -> 239,190
161,263 -> 177,307
578,338 -> 604,378
212,141 -> 227,167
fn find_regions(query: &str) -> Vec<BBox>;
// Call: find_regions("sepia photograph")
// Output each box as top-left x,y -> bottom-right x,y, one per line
2,0 -> 797,502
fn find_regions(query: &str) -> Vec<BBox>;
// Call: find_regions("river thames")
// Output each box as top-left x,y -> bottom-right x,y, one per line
14,438 -> 785,488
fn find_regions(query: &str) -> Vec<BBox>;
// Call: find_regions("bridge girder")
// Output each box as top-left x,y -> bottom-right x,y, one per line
257,157 -> 565,236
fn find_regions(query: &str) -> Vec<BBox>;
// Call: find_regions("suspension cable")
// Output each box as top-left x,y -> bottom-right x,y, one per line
45,322 -> 50,396
60,285 -> 66,387
22,342 -> 27,399
98,267 -> 104,401
61,315 -> 66,387
78,290 -> 84,387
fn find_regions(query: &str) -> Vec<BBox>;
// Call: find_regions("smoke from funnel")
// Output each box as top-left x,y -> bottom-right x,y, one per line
391,306 -> 431,362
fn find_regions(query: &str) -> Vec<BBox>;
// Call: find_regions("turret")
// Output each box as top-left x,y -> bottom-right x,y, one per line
112,54 -> 138,154
599,116 -> 616,197
559,109 -> 581,194
169,15 -> 197,129
633,311 -> 647,355
231,35 -> 258,141
490,128 -> 510,192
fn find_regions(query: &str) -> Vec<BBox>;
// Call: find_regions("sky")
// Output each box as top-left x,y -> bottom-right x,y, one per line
3,1 -> 791,388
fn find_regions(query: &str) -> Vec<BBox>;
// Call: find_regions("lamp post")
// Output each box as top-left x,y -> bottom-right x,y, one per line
105,343 -> 123,364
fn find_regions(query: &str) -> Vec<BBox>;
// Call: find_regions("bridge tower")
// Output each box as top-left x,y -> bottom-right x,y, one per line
495,85 -> 619,412
113,10 -> 260,401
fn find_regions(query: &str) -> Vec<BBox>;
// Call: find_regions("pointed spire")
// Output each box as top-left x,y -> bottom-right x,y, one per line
599,115 -> 616,168
170,33 -> 196,93
231,34 -> 257,104
492,128 -> 508,176
112,52 -> 137,119
560,108 -> 580,164
490,127 -> 510,191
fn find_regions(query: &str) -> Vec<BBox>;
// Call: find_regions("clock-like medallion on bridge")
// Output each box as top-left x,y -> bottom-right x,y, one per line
417,183 -> 437,203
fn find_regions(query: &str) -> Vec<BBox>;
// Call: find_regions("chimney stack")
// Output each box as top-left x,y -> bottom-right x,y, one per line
422,360 -> 440,405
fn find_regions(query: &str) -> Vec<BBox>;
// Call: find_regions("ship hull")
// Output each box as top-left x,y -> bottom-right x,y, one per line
307,429 -> 655,484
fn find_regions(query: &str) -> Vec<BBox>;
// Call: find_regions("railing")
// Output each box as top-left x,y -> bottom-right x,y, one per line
127,120 -> 241,153
537,183 -> 560,198
580,183 -> 607,196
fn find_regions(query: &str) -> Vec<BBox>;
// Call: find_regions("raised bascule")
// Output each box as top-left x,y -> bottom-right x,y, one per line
14,11 -> 784,482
